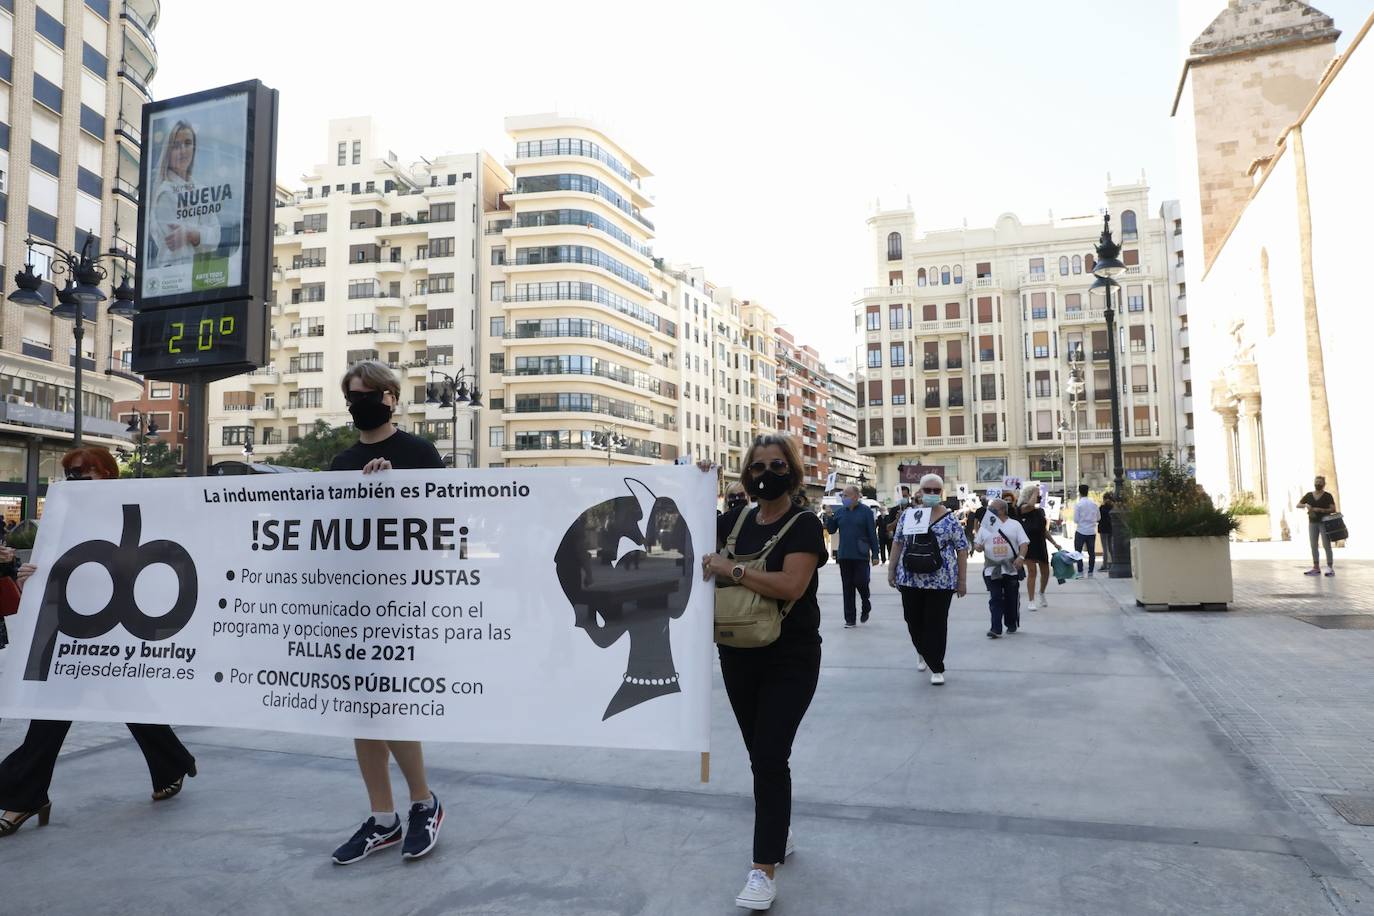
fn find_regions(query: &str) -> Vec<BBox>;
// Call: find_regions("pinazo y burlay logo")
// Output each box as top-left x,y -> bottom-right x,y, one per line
25,504 -> 198,681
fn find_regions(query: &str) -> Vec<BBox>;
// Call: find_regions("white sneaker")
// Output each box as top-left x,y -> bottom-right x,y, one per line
736,868 -> 776,910
917,657 -> 928,672
785,827 -> 796,859
1038,596 -> 1048,609
931,672 -> 945,685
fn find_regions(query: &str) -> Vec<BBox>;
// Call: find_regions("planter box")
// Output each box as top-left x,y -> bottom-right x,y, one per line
1131,536 -> 1233,608
1235,514 -> 1271,542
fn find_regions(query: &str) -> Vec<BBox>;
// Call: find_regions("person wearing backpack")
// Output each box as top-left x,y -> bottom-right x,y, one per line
701,434 -> 828,911
886,474 -> 968,685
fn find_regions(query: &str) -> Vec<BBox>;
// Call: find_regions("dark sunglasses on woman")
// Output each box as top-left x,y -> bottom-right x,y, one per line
747,459 -> 789,475
64,469 -> 91,481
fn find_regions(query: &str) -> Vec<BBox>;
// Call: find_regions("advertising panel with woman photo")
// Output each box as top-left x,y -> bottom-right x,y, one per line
141,92 -> 248,300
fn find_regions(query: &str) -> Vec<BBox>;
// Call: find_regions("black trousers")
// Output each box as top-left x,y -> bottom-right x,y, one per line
986,575 -> 1020,634
719,641 -> 821,866
0,720 -> 195,812
836,559 -> 872,624
900,587 -> 954,673
1074,533 -> 1097,573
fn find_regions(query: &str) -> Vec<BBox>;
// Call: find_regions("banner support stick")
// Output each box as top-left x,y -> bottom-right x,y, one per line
185,373 -> 210,478
700,751 -> 710,783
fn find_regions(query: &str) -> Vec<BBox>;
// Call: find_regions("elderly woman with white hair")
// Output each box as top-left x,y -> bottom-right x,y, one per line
886,474 -> 968,685
973,497 -> 1030,638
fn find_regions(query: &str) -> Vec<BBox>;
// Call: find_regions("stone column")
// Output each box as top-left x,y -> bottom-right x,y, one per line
1238,392 -> 1264,501
1219,407 -> 1240,498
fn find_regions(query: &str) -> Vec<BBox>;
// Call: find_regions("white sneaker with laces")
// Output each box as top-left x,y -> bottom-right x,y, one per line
1038,595 -> 1048,609
917,657 -> 928,672
931,672 -> 945,685
736,868 -> 776,910
774,826 -> 796,865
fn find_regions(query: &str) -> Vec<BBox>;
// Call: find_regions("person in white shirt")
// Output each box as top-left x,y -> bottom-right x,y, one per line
1072,485 -> 1101,578
973,498 -> 1029,637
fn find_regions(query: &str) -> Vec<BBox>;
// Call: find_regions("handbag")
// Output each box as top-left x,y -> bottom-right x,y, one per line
714,506 -> 806,648
0,576 -> 19,617
1323,512 -> 1349,542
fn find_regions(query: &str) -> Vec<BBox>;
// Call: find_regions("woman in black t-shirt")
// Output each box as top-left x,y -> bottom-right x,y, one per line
702,433 -> 827,912
1017,484 -> 1063,611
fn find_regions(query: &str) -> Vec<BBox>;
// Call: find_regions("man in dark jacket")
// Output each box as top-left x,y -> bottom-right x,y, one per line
824,486 -> 881,627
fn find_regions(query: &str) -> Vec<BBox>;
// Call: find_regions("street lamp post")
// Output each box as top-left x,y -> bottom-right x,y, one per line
1089,213 -> 1131,578
124,410 -> 160,478
425,368 -> 482,468
8,235 -> 137,447
1065,352 -> 1085,497
590,423 -> 628,466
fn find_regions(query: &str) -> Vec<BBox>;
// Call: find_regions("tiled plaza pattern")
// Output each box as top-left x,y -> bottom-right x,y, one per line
1106,558 -> 1374,888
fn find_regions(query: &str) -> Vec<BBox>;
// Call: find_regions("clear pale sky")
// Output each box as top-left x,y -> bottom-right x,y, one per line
153,0 -> 1371,366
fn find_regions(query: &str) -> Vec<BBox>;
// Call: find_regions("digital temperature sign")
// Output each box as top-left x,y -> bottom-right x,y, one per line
131,300 -> 269,378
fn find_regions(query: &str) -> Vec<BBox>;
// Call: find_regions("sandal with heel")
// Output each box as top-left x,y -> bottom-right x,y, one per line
0,803 -> 51,836
152,762 -> 197,802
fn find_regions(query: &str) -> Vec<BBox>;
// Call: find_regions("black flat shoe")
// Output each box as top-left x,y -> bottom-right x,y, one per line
153,763 -> 196,802
0,803 -> 51,836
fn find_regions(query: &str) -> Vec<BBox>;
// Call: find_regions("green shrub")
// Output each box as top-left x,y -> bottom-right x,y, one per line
1228,492 -> 1268,517
1119,456 -> 1238,538
5,520 -> 38,550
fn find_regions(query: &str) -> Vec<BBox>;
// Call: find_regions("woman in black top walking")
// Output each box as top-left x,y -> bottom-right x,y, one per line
1018,484 -> 1063,611
701,433 -> 827,912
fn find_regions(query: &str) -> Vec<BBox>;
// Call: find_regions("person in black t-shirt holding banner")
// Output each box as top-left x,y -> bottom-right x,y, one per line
328,361 -> 446,866
1298,475 -> 1338,577
701,433 -> 828,912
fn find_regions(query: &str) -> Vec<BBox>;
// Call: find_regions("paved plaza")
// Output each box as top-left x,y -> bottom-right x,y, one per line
3,552 -> 1374,914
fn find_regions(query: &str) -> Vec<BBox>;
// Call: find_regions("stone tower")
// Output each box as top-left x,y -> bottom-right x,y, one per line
1176,0 -> 1339,268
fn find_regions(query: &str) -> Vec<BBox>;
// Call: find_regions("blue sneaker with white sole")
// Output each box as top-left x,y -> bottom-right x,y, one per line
332,816 -> 402,865
402,794 -> 444,860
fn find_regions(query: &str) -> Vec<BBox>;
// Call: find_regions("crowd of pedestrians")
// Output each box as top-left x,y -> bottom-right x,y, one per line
0,376 -> 1254,911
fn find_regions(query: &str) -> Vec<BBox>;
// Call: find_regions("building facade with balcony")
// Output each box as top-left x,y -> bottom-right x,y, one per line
208,117 -> 507,465
479,114 -> 679,468
854,179 -> 1181,497
0,0 -> 156,515
824,369 -> 872,490
1159,198 -> 1193,469
775,326 -> 830,497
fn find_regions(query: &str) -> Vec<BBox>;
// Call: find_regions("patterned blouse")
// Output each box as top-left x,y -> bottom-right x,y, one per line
892,509 -> 969,591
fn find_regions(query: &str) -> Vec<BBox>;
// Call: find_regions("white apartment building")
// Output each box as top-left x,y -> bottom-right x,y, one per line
479,114 -> 680,467
208,117 -> 505,465
0,0 -> 156,513
1160,199 -> 1193,467
824,370 -> 872,488
855,179 -> 1181,497
667,263 -> 715,466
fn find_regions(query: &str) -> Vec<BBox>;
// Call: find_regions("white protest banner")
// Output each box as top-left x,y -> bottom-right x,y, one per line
1001,475 -> 1024,494
0,467 -> 715,753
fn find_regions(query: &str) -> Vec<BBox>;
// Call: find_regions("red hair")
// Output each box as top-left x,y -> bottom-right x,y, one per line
62,446 -> 119,481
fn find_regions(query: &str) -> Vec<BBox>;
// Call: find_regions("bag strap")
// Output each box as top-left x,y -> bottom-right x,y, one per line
726,507 -> 805,561
724,504 -> 755,552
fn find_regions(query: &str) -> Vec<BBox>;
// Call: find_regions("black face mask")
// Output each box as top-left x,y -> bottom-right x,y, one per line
726,495 -> 748,511
347,390 -> 393,431
751,471 -> 792,501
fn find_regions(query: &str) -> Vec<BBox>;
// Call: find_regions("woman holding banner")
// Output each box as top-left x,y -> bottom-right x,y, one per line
701,433 -> 827,911
0,446 -> 197,837
328,361 -> 446,866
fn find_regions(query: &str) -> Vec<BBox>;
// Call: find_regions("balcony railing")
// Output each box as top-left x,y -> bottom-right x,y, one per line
924,394 -> 940,409
947,358 -> 962,370
948,394 -> 964,407
922,357 -> 939,371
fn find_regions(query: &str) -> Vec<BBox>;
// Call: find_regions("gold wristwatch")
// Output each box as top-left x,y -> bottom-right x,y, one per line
731,564 -> 746,582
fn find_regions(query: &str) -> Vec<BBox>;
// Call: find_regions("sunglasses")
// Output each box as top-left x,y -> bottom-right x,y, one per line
345,389 -> 385,404
747,459 -> 789,475
65,468 -> 91,481
921,488 -> 942,495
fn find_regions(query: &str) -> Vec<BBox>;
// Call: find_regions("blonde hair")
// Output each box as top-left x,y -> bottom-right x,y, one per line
1019,483 -> 1041,507
340,359 -> 401,400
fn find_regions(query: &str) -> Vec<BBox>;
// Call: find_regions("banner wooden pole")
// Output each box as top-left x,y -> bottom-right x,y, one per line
700,751 -> 710,783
